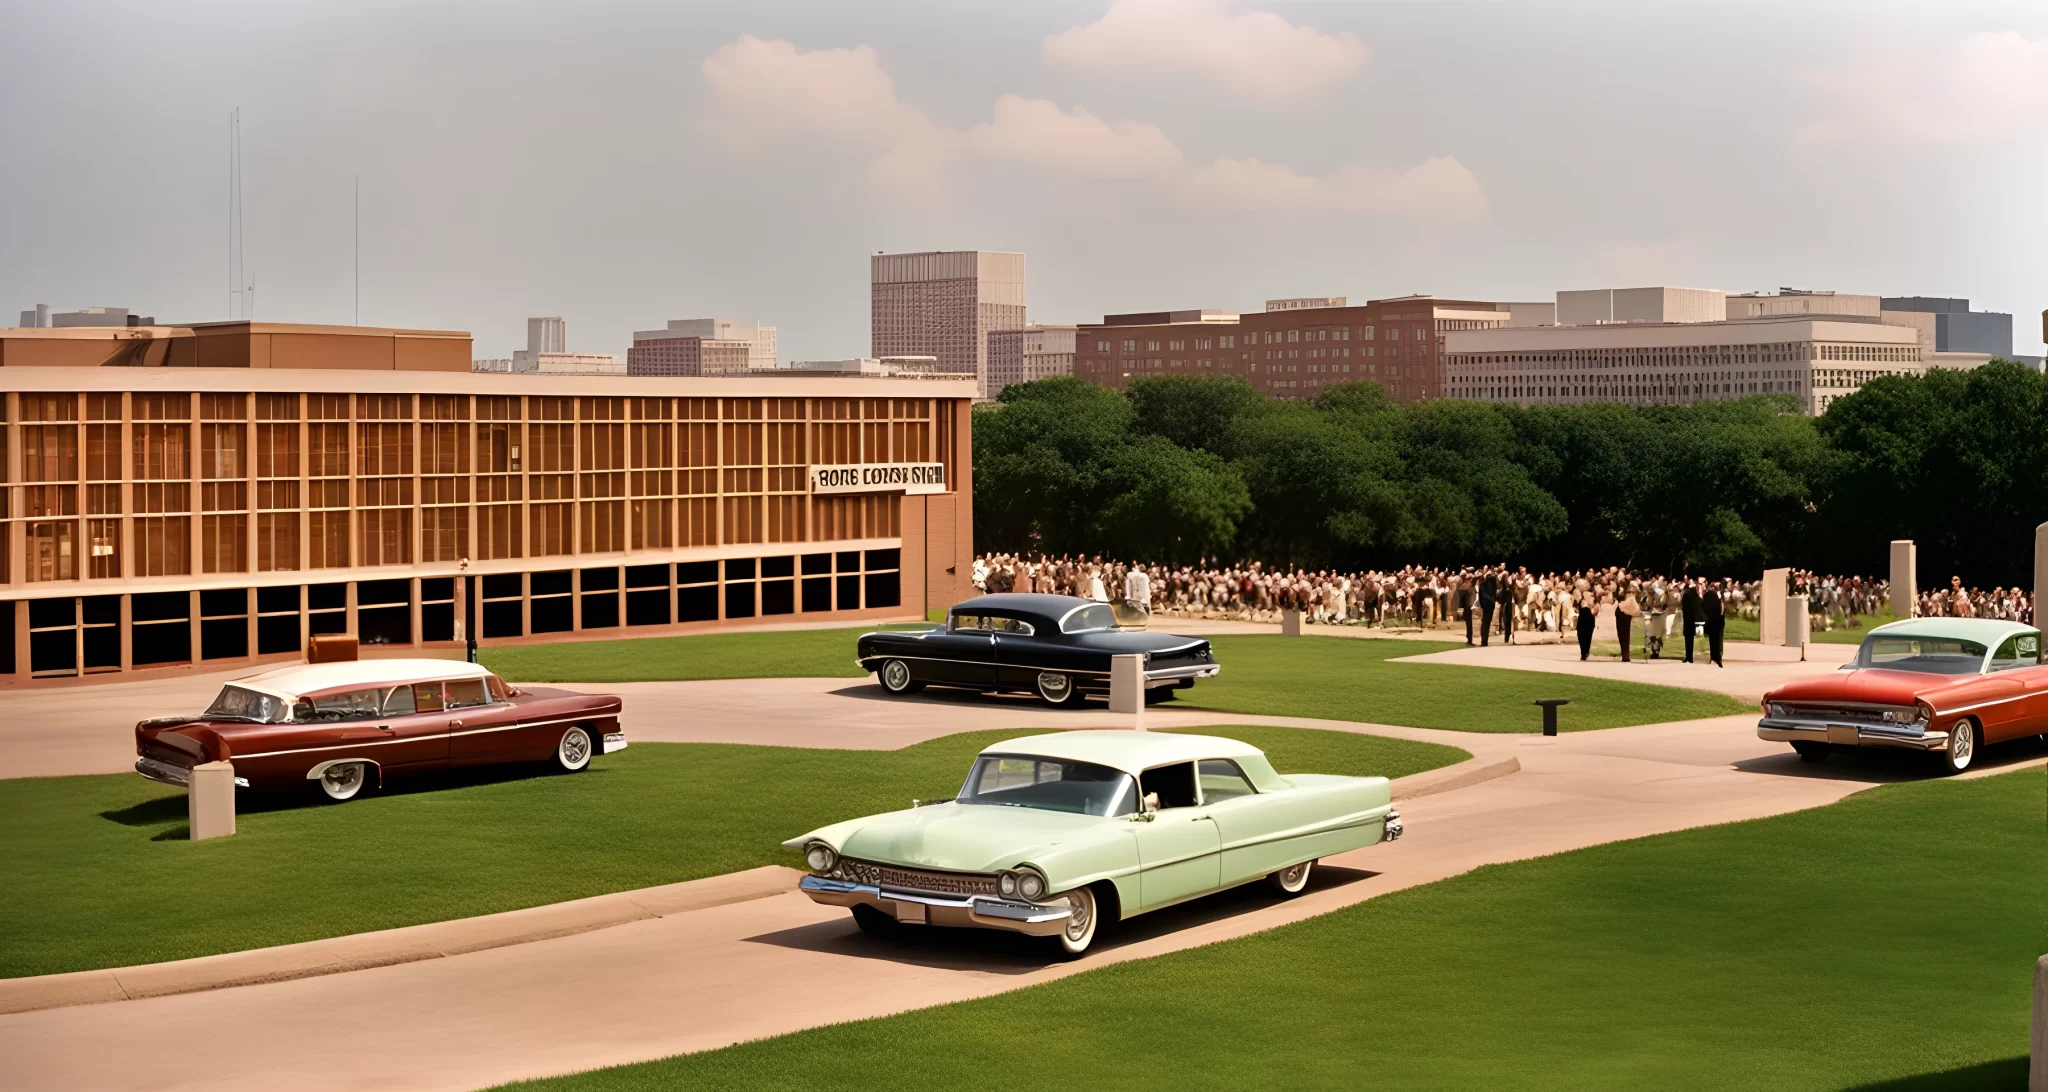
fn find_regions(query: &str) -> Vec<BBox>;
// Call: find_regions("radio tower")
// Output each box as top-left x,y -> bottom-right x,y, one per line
228,108 -> 251,319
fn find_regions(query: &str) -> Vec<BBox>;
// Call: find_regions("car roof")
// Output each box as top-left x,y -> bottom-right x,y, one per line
978,730 -> 1261,774
226,659 -> 493,701
1866,617 -> 2038,645
952,593 -> 1099,615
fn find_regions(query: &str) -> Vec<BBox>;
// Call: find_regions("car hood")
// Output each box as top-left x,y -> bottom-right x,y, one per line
1767,668 -> 1962,706
829,802 -> 1110,873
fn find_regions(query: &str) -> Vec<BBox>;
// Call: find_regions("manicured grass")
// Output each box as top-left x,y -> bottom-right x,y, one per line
478,625 -> 921,683
0,726 -> 1460,979
1179,636 -> 1749,731
504,768 -> 2045,1092
1724,609 -> 1897,646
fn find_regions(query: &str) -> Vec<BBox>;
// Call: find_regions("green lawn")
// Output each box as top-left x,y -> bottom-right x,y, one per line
1179,636 -> 1749,731
504,768 -> 2045,1092
0,726 -> 1461,979
1724,609 -> 1897,646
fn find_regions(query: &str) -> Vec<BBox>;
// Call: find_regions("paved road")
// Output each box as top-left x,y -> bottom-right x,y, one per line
1393,638 -> 1856,704
6,705 -> 2039,1092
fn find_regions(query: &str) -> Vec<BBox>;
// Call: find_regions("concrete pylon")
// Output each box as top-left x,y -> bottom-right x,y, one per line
1889,540 -> 1916,618
188,761 -> 237,840
1760,568 -> 1789,645
1280,608 -> 1303,637
1108,654 -> 1146,728
1784,595 -> 1809,660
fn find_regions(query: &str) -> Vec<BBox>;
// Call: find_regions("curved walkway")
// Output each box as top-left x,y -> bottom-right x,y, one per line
5,701 -> 2039,1091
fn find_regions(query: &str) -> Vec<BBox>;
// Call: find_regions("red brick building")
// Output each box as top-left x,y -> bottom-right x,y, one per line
1075,297 -> 1513,404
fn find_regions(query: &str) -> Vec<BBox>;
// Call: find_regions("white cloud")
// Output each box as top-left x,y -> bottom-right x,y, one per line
1803,30 -> 2048,145
699,36 -> 1480,222
1044,0 -> 1367,104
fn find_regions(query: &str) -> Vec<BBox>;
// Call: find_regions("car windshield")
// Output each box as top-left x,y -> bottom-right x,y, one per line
958,754 -> 1137,817
1060,604 -> 1117,633
1857,634 -> 1987,676
202,685 -> 288,723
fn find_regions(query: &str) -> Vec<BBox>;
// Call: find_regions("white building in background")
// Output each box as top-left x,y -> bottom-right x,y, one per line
779,355 -> 974,379
473,315 -> 622,374
1555,287 -> 1726,326
872,250 -> 1026,399
986,324 -> 1079,392
630,318 -> 776,371
1442,316 -> 1925,416
1725,289 -> 1880,320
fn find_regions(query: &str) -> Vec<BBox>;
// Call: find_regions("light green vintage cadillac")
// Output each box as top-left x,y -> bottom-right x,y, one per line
785,730 -> 1403,957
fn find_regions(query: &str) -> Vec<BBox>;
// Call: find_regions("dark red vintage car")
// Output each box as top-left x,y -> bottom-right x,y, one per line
135,659 -> 624,801
1759,618 -> 2046,773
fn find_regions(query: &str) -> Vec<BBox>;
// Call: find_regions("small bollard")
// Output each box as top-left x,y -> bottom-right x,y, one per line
1109,653 -> 1146,726
1280,608 -> 1303,637
1534,698 -> 1570,737
188,760 -> 237,840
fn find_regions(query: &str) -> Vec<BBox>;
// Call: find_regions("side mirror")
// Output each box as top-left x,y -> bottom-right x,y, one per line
1142,792 -> 1160,816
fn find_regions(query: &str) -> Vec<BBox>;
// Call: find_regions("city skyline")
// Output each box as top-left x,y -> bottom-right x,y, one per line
3,0 -> 2044,362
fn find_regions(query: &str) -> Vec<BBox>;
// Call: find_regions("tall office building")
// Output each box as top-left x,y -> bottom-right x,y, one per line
871,251 -> 1026,399
985,324 -> 1078,393
1879,297 -> 2013,359
527,317 -> 567,355
628,318 -> 776,372
1555,287 -> 1725,326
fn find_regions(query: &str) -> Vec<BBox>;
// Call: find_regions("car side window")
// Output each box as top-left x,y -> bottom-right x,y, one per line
951,613 -> 985,632
486,675 -> 513,702
446,679 -> 491,710
982,615 -> 1034,635
381,685 -> 417,716
1197,759 -> 1256,803
1990,633 -> 2039,671
412,683 -> 446,713
310,689 -> 383,722
1140,761 -> 1199,809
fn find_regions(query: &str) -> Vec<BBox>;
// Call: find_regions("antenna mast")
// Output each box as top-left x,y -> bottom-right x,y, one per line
227,108 -> 249,319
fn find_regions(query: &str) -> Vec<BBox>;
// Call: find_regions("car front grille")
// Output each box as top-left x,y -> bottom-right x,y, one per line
1148,646 -> 1213,671
1779,704 -> 1914,727
838,859 -> 998,898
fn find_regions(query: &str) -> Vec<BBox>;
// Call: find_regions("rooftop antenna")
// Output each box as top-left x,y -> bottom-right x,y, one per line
354,175 -> 359,325
227,108 -> 251,319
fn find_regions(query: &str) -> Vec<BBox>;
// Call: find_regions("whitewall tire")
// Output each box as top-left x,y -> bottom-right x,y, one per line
555,726 -> 594,772
1268,859 -> 1314,896
879,659 -> 922,694
319,761 -> 368,802
1053,886 -> 1098,957
1036,672 -> 1079,707
1938,719 -> 1976,775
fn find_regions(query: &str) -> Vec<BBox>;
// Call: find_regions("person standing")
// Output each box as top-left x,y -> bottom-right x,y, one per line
1478,570 -> 1498,648
1617,586 -> 1640,663
1703,579 -> 1726,667
1575,585 -> 1597,661
1500,568 -> 1519,645
1122,564 -> 1152,627
1458,570 -> 1478,645
1680,578 -> 1703,663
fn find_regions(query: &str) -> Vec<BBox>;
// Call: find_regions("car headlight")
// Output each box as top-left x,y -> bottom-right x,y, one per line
1765,703 -> 1787,719
1915,701 -> 1935,725
1017,868 -> 1047,902
998,871 -> 1019,898
804,842 -> 838,874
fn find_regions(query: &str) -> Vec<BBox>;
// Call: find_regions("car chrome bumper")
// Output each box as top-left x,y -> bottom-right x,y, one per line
135,757 -> 250,788
797,874 -> 1076,937
1383,809 -> 1403,841
1757,718 -> 1951,752
602,732 -> 628,754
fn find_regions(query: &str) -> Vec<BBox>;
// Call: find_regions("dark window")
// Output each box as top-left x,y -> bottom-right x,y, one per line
580,567 -> 619,592
82,595 -> 119,626
420,578 -> 455,602
200,589 -> 247,618
357,579 -> 409,606
257,585 -> 299,614
0,602 -> 13,674
132,592 -> 189,623
358,606 -> 410,646
725,558 -> 756,581
309,583 -> 348,612
1140,762 -> 1199,809
31,630 -> 77,675
310,610 -> 348,636
677,561 -> 718,585
678,584 -> 718,622
761,556 -> 795,579
531,570 -> 572,597
482,573 -> 523,600
801,553 -> 832,576
132,620 -> 192,667
865,571 -> 900,608
483,600 -> 524,638
761,579 -> 795,616
837,574 -> 861,610
725,581 -> 756,619
802,577 -> 833,612
625,564 -> 669,589
421,602 -> 455,643
865,549 -> 900,572
580,592 -> 619,629
531,597 -> 573,634
83,596 -> 120,671
201,618 -> 248,660
30,598 -> 76,629
626,589 -> 671,626
258,615 -> 302,655
836,551 -> 861,573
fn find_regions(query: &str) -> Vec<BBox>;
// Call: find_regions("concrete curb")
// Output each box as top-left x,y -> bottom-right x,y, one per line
0,865 -> 802,1016
1392,754 -> 1521,801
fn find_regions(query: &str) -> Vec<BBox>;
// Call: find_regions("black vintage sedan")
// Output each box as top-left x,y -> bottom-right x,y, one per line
856,593 -> 1221,706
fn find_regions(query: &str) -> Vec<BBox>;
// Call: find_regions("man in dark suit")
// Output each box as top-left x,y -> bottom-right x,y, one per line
1703,579 -> 1726,667
1680,578 -> 1703,663
1458,570 -> 1477,645
1478,570 -> 1498,647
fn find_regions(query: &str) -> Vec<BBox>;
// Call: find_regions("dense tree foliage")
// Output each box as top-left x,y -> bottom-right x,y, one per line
972,363 -> 2048,584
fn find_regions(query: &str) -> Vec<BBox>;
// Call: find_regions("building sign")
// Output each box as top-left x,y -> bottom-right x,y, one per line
809,462 -> 947,496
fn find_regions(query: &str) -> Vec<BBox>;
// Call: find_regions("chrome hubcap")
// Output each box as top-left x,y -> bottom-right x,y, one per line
883,661 -> 909,689
1282,862 -> 1309,888
561,730 -> 590,766
1065,889 -> 1093,941
1951,724 -> 1973,768
1039,673 -> 1070,700
323,764 -> 361,795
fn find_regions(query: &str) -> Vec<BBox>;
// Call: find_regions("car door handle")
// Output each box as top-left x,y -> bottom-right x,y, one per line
448,719 -> 464,729
377,724 -> 394,733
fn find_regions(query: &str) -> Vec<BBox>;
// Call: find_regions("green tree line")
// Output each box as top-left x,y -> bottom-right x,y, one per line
972,362 -> 2048,584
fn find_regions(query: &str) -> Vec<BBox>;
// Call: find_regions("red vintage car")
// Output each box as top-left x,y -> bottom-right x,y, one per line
1759,618 -> 2046,773
135,659 -> 625,801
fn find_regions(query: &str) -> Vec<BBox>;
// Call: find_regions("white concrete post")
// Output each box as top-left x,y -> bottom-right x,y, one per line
1280,608 -> 1303,637
1759,568 -> 1789,645
1890,540 -> 1916,618
188,761 -> 236,840
2033,954 -> 2047,1092
1783,595 -> 1809,660
1108,654 -> 1146,726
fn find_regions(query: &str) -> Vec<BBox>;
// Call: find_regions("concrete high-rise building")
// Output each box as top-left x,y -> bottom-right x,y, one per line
486,316 -> 620,375
630,318 -> 776,371
527,317 -> 566,355
1726,289 -> 1880,320
1556,287 -> 1725,326
1879,297 -> 2013,359
986,324 -> 1079,393
17,304 -> 51,328
871,251 -> 1026,399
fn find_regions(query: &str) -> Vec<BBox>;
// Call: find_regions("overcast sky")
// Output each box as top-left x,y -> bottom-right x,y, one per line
3,0 -> 2044,361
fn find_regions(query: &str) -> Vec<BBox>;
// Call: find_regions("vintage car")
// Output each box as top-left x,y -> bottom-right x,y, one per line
855,593 -> 1220,706
1758,618 -> 2046,773
134,659 -> 626,801
784,730 -> 1402,956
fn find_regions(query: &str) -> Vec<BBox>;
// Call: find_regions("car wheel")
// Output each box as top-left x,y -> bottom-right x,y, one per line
554,725 -> 594,773
1937,719 -> 1977,775
1036,672 -> 1079,707
1052,885 -> 1098,958
851,904 -> 897,939
878,659 -> 923,695
1268,859 -> 1314,897
318,761 -> 369,802
1791,742 -> 1829,763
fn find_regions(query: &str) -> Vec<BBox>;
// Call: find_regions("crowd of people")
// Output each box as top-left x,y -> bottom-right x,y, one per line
969,554 -> 2034,659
